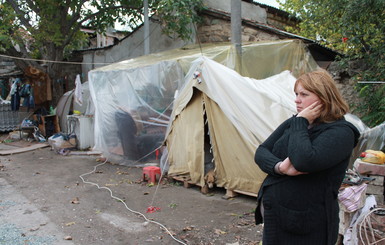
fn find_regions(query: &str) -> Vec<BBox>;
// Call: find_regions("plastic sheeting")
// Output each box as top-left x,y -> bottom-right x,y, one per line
350,118 -> 385,168
88,40 -> 318,164
87,39 -> 384,194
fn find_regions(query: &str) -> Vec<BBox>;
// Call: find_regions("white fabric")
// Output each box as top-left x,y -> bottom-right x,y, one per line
74,74 -> 83,106
165,56 -> 297,192
343,195 -> 377,245
338,183 -> 367,213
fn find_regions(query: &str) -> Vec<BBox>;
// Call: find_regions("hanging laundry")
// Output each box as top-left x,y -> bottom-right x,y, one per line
74,74 -> 83,106
10,78 -> 21,111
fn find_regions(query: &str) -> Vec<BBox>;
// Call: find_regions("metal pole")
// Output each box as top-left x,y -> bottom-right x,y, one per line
231,0 -> 242,57
144,0 -> 150,55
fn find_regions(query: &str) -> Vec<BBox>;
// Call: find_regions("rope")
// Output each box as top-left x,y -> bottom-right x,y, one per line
355,207 -> 385,245
0,20 -> 160,66
193,23 -> 203,57
0,54 -> 110,65
79,157 -> 187,245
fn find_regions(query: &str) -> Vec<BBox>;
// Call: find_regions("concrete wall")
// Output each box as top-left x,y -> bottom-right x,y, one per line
82,21 -> 194,79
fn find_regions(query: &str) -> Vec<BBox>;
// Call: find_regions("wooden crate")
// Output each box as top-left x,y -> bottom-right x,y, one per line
171,174 -> 258,199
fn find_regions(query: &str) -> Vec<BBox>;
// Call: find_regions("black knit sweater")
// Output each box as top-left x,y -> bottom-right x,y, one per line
254,116 -> 360,245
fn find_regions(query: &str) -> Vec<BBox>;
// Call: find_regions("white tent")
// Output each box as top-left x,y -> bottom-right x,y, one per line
165,56 -> 298,194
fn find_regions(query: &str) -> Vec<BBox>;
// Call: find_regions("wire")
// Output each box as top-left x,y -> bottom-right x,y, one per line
0,54 -> 111,65
193,23 -> 203,56
355,207 -> 385,245
0,20 -> 160,66
357,81 -> 385,84
79,157 -> 187,245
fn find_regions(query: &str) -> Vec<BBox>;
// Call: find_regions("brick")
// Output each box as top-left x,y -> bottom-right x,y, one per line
366,184 -> 384,195
354,159 -> 385,176
374,194 -> 384,205
368,175 -> 385,186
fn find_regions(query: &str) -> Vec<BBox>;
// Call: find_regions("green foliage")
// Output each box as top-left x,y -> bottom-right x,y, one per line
0,3 -> 18,51
0,0 -> 202,79
168,203 -> 178,209
353,84 -> 385,127
155,0 -> 203,40
280,0 -> 385,126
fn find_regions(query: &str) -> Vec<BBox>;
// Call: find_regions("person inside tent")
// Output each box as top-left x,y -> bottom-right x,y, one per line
115,106 -> 140,161
254,68 -> 360,244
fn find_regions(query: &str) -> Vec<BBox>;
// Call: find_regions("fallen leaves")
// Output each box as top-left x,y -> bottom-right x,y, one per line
105,183 -> 118,187
71,197 -> 80,204
116,170 -> 129,175
214,228 -> 227,235
29,227 -> 40,232
96,157 -> 106,162
168,203 -> 177,209
65,222 -> 75,226
182,226 -> 194,231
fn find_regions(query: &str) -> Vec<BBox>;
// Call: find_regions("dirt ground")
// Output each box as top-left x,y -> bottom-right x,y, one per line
0,135 -> 263,245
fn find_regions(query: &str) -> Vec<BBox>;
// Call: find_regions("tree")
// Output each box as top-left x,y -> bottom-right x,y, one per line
279,0 -> 385,126
0,0 -> 202,103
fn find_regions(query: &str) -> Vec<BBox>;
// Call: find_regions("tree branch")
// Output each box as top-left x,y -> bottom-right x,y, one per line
6,0 -> 34,29
4,45 -> 39,72
25,0 -> 39,14
78,5 -> 143,26
67,0 -> 88,31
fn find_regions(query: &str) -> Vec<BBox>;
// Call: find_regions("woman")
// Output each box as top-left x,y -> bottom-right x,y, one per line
254,69 -> 360,244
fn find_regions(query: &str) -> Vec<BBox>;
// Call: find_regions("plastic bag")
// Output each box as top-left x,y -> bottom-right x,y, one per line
48,133 -> 77,152
360,150 -> 385,164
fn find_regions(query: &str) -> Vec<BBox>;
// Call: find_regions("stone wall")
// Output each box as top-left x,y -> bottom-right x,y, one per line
328,61 -> 363,115
197,17 -> 280,43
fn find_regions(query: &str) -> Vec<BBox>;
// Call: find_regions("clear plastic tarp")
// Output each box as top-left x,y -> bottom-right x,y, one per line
88,40 -> 318,165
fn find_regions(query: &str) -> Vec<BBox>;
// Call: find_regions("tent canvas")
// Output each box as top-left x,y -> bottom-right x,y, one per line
165,56 -> 298,194
56,81 -> 94,134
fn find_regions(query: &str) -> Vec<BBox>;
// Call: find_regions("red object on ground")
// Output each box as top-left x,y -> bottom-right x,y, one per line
146,206 -> 161,213
142,166 -> 161,184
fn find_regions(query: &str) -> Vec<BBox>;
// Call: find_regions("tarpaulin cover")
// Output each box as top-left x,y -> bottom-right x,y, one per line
165,56 -> 298,193
88,40 -> 318,165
